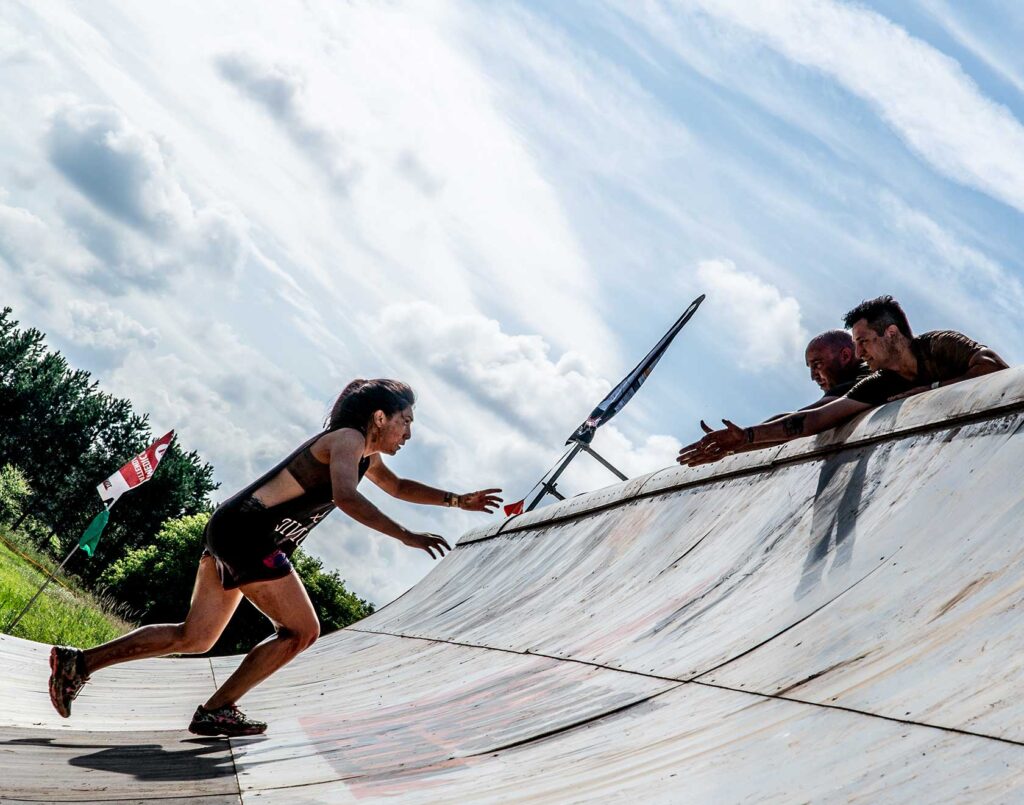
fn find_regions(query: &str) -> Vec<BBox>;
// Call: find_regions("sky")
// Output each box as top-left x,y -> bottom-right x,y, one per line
2,0 -> 1023,605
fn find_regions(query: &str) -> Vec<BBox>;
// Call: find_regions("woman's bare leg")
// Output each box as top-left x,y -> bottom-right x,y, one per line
83,556 -> 242,675
203,571 -> 319,709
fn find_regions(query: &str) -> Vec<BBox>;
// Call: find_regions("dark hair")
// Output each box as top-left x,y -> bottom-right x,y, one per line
327,379 -> 415,433
842,295 -> 912,338
807,329 -> 854,353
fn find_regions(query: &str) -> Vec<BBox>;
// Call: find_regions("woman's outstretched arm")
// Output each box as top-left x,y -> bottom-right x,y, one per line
364,454 -> 502,513
326,430 -> 450,559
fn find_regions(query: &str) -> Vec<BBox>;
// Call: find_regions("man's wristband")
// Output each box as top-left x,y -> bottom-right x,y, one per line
443,491 -> 461,508
744,427 -> 756,445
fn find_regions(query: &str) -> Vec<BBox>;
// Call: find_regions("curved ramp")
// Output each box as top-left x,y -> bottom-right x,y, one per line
4,370 -> 1024,803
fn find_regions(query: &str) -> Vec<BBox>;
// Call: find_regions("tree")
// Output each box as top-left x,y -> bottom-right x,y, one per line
0,307 -> 216,581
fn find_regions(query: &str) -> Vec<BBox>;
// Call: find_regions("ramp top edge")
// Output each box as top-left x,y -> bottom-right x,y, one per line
460,368 -> 1024,545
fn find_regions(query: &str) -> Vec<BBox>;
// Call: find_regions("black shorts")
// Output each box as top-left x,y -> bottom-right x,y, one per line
203,496 -> 295,589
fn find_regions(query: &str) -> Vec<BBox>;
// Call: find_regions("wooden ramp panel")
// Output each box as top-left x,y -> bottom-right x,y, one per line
2,369 -> 1023,802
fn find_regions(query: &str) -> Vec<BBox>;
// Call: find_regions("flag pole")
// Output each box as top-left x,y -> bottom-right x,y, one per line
5,543 -> 80,633
526,444 -> 583,512
509,294 -> 705,516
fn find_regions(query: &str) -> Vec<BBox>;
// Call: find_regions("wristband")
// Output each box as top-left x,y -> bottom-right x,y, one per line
443,491 -> 458,507
744,427 -> 756,444
930,381 -> 940,390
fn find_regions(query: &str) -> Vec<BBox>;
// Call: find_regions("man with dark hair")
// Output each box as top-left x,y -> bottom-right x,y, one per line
838,295 -> 1006,407
678,295 -> 1008,467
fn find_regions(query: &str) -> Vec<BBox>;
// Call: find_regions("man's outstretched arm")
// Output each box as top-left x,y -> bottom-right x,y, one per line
677,397 -> 872,467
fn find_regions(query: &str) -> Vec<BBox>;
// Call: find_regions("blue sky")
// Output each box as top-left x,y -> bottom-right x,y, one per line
2,0 -> 1022,603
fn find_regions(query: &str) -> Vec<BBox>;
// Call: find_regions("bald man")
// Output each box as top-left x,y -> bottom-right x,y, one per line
799,330 -> 871,409
692,331 -> 871,448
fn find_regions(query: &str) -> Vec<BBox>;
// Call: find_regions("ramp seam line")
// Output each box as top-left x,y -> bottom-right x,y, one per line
692,680 -> 1024,749
353,627 -> 1024,752
691,547 -> 900,680
206,655 -> 244,804
461,683 -> 686,757
347,626 -> 683,683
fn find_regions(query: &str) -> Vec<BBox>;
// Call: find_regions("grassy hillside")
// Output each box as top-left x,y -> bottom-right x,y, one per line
0,530 -> 134,646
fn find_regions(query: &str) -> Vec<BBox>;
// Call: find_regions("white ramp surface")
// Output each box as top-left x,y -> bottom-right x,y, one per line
3,370 -> 1024,803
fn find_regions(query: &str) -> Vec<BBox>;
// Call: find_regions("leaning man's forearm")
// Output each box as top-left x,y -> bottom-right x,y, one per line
749,412 -> 809,445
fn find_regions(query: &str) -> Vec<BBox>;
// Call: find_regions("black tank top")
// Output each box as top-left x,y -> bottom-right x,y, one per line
286,441 -> 370,491
220,427 -> 370,553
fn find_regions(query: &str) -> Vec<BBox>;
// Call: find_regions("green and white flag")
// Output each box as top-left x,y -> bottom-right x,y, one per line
80,430 -> 175,558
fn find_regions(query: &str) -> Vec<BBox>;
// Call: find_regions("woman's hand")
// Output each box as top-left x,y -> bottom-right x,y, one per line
458,488 -> 503,513
399,531 -> 451,559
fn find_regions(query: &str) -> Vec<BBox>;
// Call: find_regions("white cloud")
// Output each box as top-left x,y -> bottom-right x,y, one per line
64,300 -> 159,352
104,318 -> 323,490
679,0 -> 1024,214
0,196 -> 93,280
916,0 -> 1024,98
46,101 -> 195,235
215,51 -> 359,192
877,194 -> 1024,359
201,14 -> 619,364
45,99 -> 249,280
368,300 -> 681,492
696,259 -> 806,370
369,301 -> 609,442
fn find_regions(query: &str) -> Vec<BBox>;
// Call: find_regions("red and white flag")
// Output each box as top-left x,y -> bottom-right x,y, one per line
96,430 -> 174,508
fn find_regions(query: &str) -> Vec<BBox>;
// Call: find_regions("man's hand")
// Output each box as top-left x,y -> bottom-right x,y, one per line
399,531 -> 452,559
677,419 -> 747,467
888,386 -> 930,401
458,489 -> 503,513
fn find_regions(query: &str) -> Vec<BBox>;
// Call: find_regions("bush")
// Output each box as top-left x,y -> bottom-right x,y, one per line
0,464 -> 30,525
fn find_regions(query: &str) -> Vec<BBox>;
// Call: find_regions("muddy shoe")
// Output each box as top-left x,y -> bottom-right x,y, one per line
48,646 -> 90,718
188,704 -> 267,737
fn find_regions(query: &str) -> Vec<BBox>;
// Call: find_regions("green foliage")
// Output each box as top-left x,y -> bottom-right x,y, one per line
100,513 -> 375,655
292,551 -> 375,633
100,512 -> 211,619
0,530 -> 132,645
0,464 -> 31,524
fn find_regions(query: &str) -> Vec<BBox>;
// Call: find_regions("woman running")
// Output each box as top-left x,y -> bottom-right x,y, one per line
48,378 -> 502,736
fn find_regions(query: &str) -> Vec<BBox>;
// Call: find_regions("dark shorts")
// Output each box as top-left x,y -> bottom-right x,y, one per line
203,496 -> 295,590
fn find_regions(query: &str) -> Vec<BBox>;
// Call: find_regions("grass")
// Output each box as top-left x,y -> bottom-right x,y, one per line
0,529 -> 135,646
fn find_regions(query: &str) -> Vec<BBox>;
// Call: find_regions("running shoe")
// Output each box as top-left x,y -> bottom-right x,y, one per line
188,704 -> 268,737
48,645 -> 89,718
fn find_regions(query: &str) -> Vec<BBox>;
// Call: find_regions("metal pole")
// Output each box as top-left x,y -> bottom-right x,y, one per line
6,544 -> 79,633
526,444 -> 582,512
578,443 -> 628,481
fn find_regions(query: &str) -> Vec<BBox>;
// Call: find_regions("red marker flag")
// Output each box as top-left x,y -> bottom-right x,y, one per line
96,430 -> 175,509
503,499 -> 525,517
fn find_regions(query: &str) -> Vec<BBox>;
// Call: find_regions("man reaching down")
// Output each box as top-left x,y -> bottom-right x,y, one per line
679,296 -> 1008,467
